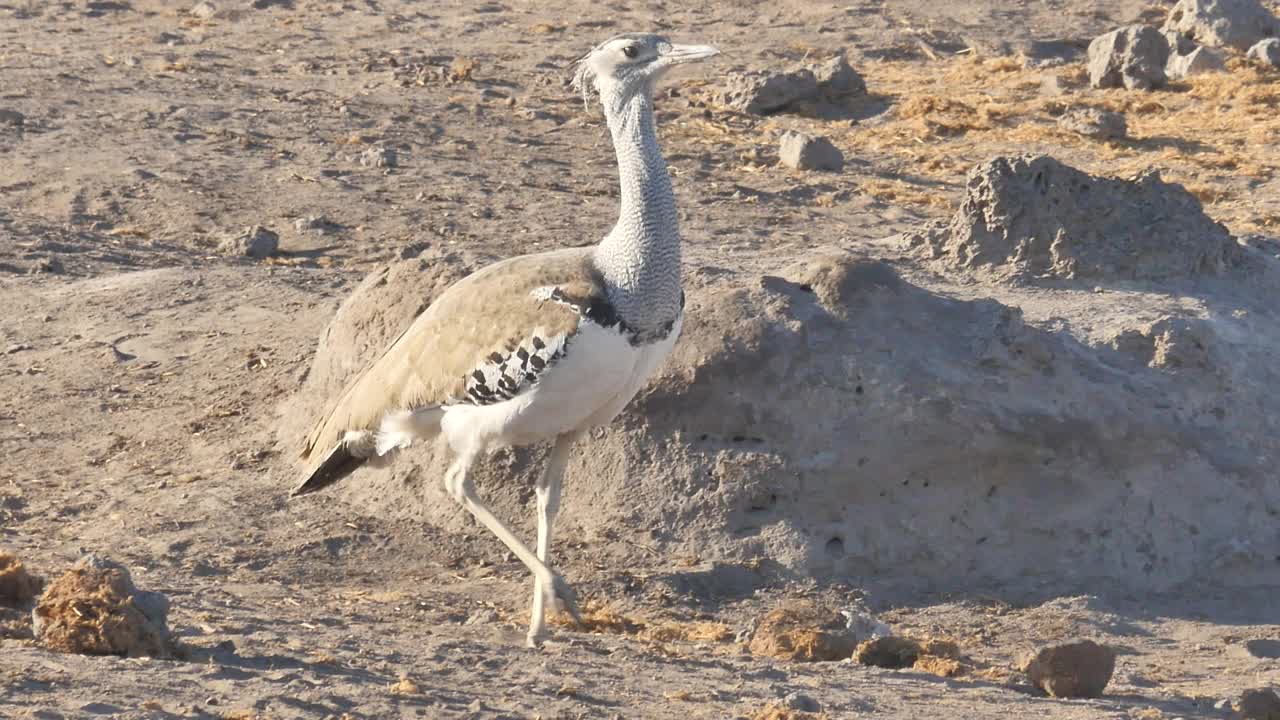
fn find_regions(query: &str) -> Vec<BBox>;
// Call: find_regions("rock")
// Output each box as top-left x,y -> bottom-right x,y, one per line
906,154 -> 1240,281
32,555 -> 173,658
359,146 -> 397,168
1058,108 -> 1128,140
1244,639 -> 1280,659
219,225 -> 278,259
1023,640 -> 1116,698
842,609 -> 891,643
779,131 -> 843,172
1088,25 -> 1170,90
0,551 -> 41,605
188,1 -> 219,18
0,109 -> 25,127
1039,73 -> 1067,96
854,636 -> 923,668
1167,45 -> 1227,79
812,54 -> 866,98
714,68 -> 818,114
294,215 -> 332,235
781,692 -> 821,713
1163,0 -> 1280,52
1236,689 -> 1280,720
748,601 -> 860,662
1164,29 -> 1199,55
1247,38 -> 1280,65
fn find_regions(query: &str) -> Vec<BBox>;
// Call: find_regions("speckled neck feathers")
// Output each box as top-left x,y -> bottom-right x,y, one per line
592,88 -> 682,337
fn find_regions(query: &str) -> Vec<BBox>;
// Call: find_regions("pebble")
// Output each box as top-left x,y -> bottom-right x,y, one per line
4,343 -> 31,354
294,215 -> 332,235
782,692 -> 821,712
218,225 -> 278,259
1057,108 -> 1128,141
189,1 -> 218,18
779,130 -> 844,172
359,146 -> 396,168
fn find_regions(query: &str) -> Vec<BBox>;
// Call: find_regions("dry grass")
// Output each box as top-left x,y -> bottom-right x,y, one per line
552,598 -> 734,645
751,703 -> 829,720
0,551 -> 41,605
33,560 -> 170,658
686,51 -> 1280,234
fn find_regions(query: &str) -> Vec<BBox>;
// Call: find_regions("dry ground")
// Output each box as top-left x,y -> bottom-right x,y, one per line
1,0 -> 1278,718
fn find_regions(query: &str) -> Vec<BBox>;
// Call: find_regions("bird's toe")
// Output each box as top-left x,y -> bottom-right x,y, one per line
552,575 -> 582,624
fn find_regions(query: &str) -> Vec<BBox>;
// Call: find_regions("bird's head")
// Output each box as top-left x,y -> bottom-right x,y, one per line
572,33 -> 719,111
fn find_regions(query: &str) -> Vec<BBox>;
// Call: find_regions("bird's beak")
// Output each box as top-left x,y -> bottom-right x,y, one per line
660,43 -> 720,65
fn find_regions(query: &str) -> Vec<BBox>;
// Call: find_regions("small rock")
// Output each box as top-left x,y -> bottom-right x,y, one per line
1088,25 -> 1170,90
1039,74 -> 1067,96
854,635 -> 922,668
782,692 -> 821,713
1163,0 -> 1280,52
1023,639 -> 1117,698
1167,45 -> 1227,79
812,53 -> 866,98
1058,108 -> 1128,140
714,68 -> 818,114
841,609 -> 891,643
189,1 -> 218,18
1236,688 -> 1280,720
219,226 -> 278,259
359,146 -> 397,168
294,215 -> 331,235
29,257 -> 64,275
1244,639 -> 1280,659
0,109 -> 25,127
1247,38 -> 1280,66
467,699 -> 482,713
4,343 -> 31,354
779,131 -> 844,172
1164,30 -> 1199,55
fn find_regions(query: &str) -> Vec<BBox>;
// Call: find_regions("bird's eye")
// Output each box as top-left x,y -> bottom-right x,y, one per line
622,45 -> 638,59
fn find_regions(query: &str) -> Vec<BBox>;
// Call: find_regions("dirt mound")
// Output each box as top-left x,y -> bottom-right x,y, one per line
283,245 -> 1280,594
906,155 -> 1242,281
32,555 -> 173,658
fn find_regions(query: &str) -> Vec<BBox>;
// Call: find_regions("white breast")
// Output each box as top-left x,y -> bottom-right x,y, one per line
439,312 -> 682,453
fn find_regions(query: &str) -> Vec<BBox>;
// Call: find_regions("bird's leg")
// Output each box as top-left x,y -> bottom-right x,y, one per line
441,450 -> 582,637
528,432 -> 580,646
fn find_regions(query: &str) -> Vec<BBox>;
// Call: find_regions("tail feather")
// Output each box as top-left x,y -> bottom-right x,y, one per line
292,443 -> 366,496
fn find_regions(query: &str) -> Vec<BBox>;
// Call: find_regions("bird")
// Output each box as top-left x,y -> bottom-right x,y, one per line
293,32 -> 720,646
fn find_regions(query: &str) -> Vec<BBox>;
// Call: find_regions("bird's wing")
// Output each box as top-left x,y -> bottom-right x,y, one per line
300,246 -> 604,468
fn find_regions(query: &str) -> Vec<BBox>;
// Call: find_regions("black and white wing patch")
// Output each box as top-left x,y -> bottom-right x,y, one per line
458,330 -> 571,406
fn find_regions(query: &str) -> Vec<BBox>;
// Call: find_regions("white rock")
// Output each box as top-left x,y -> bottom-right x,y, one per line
779,131 -> 843,172
1163,0 -> 1280,51
1166,45 -> 1227,79
1088,25 -> 1170,90
1247,37 -> 1280,65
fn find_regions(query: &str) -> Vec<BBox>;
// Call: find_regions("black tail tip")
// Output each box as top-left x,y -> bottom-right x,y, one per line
292,445 -> 365,497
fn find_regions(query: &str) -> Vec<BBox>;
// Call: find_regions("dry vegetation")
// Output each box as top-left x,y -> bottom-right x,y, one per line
680,49 -> 1280,234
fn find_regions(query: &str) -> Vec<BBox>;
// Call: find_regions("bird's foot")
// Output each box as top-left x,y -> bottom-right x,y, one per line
525,629 -> 549,648
546,573 -> 581,626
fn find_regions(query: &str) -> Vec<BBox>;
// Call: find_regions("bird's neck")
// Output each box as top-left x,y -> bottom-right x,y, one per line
594,89 -> 682,334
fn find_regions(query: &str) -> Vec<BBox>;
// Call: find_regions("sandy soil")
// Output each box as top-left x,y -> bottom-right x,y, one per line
1,0 -> 1278,718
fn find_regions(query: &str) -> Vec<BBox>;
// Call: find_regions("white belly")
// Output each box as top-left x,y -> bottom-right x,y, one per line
439,313 -> 682,453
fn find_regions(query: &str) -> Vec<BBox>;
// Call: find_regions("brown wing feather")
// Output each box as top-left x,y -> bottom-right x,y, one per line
300,246 -> 602,467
